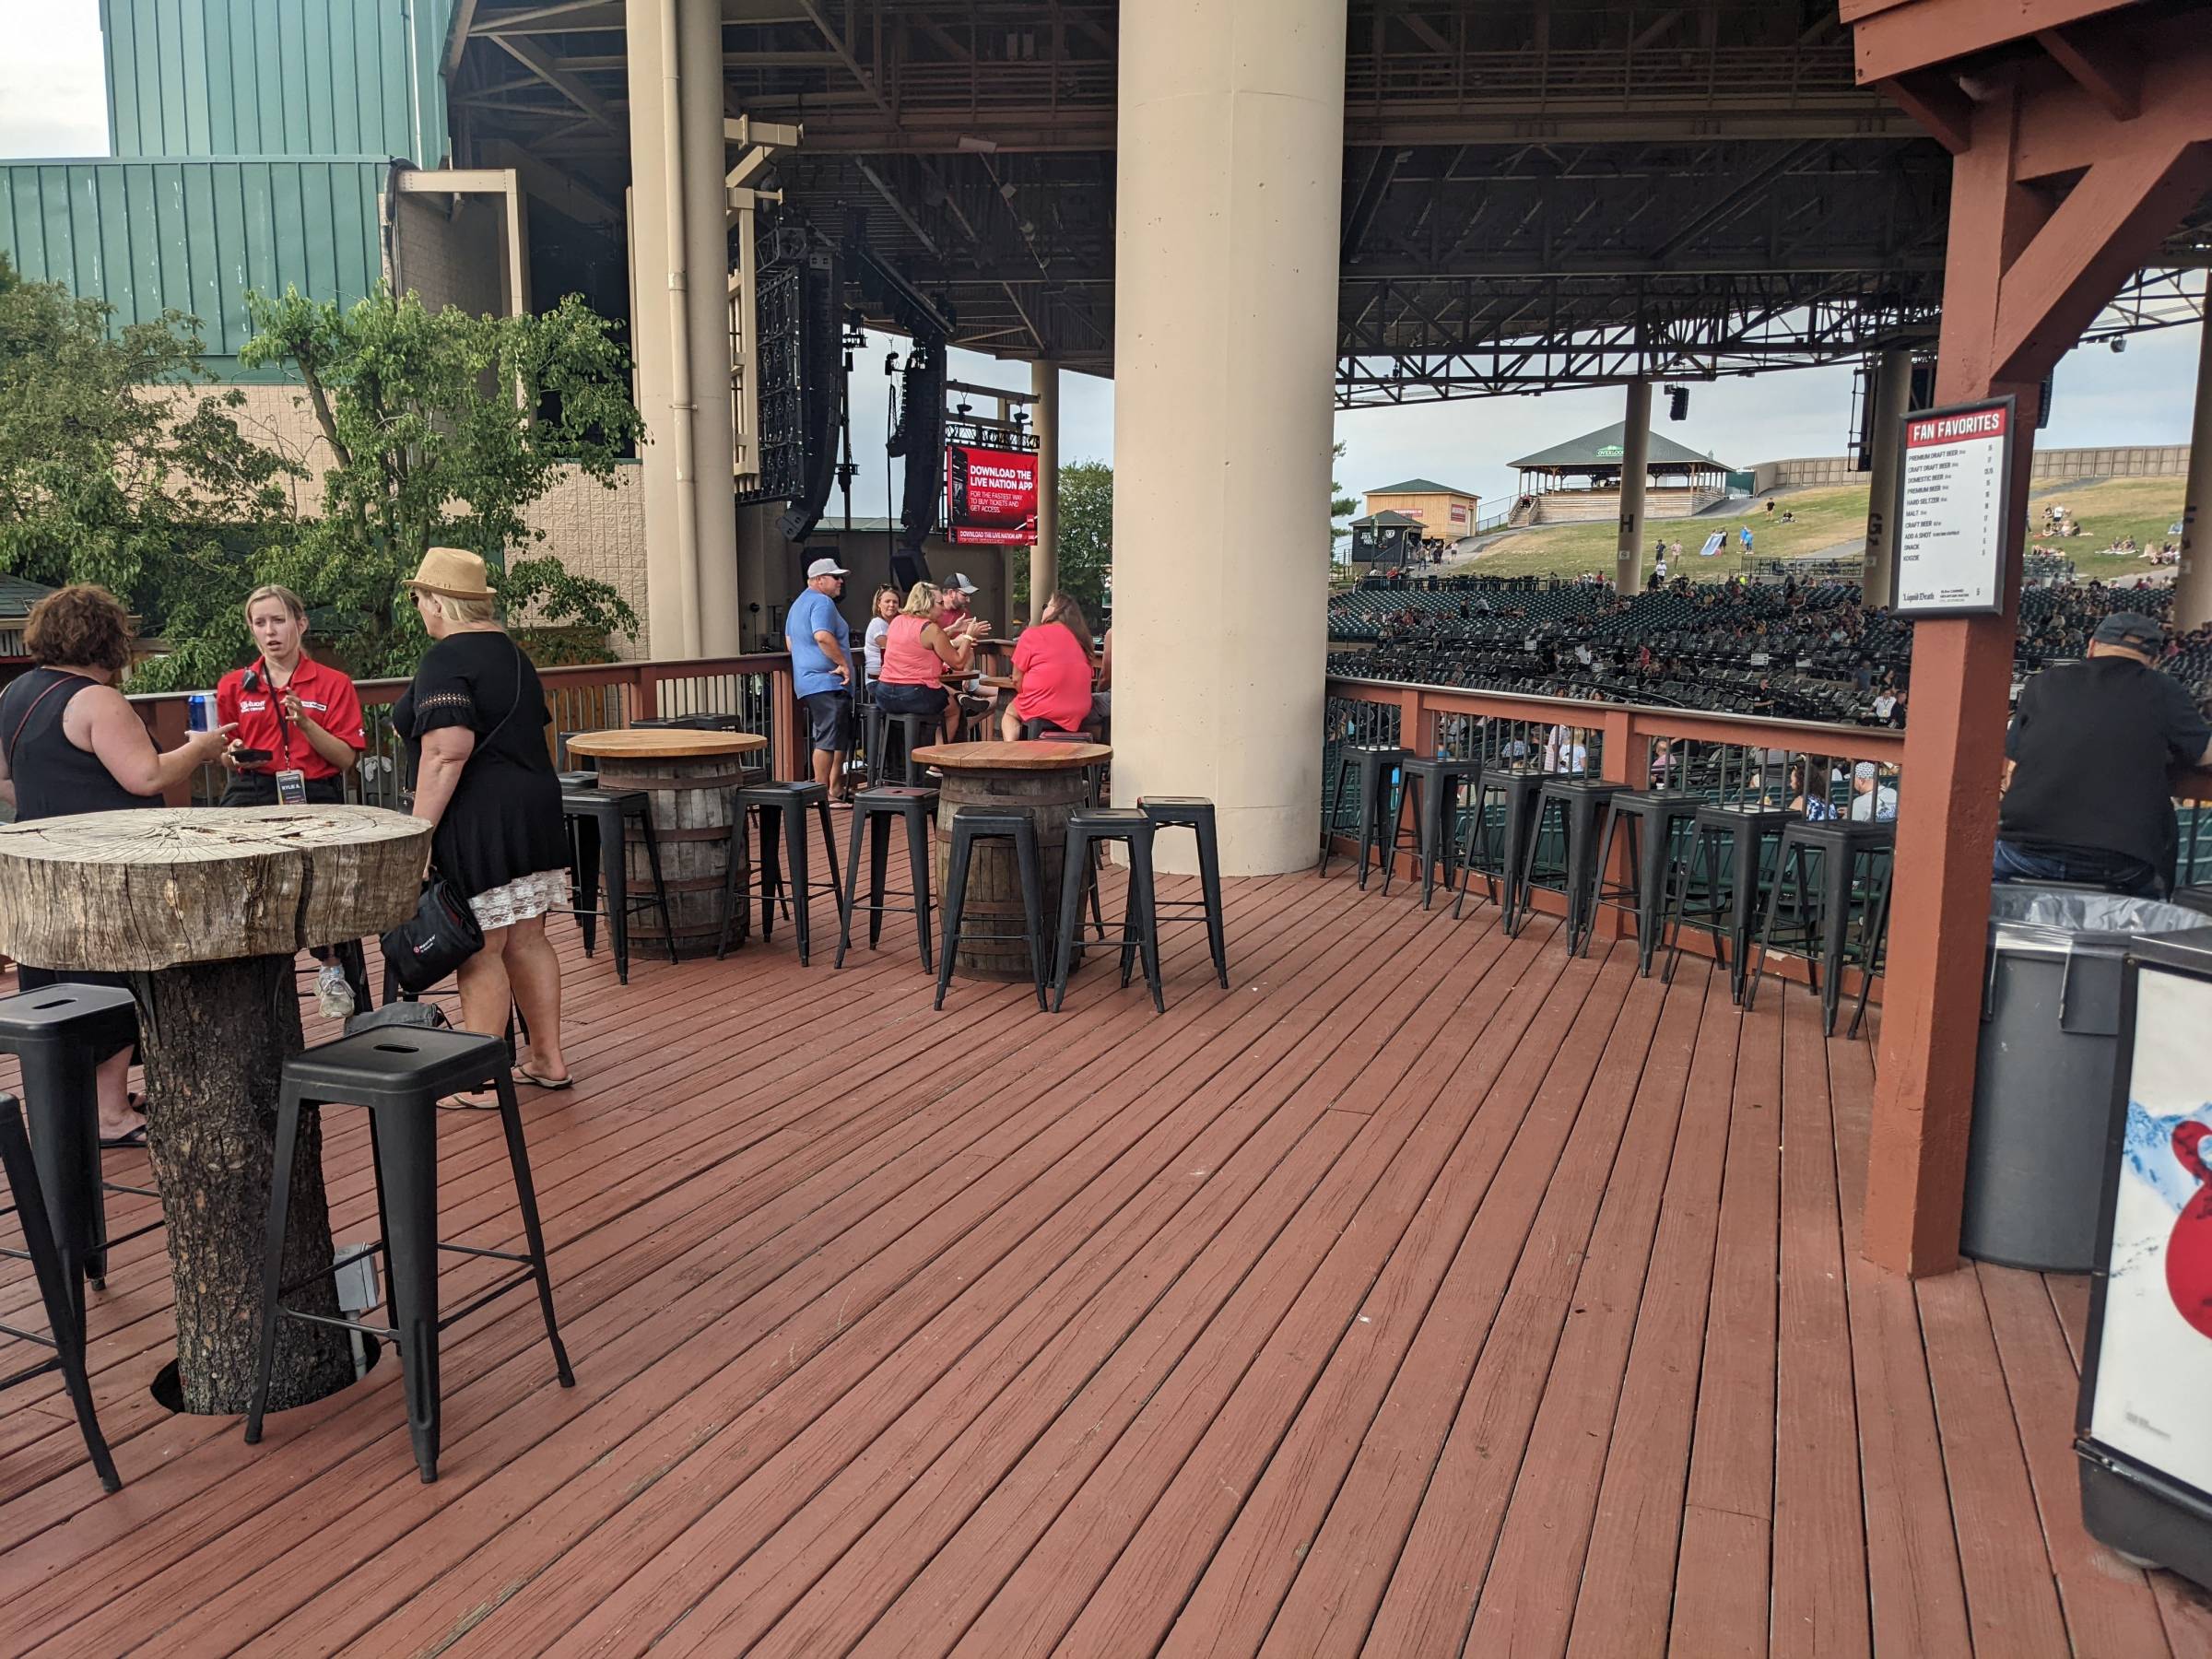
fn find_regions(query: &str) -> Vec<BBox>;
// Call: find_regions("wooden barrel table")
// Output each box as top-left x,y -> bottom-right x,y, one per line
565,729 -> 768,959
913,741 -> 1110,981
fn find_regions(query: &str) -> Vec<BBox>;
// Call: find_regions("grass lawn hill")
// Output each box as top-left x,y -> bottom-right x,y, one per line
1441,475 -> 2184,587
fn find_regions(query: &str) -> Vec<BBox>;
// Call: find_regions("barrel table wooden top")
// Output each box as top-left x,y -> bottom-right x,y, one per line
565,730 -> 768,761
912,741 -> 1109,772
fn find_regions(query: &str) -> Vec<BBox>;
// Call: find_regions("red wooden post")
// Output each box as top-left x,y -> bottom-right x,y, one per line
1855,35 -> 2212,1274
770,666 -> 802,781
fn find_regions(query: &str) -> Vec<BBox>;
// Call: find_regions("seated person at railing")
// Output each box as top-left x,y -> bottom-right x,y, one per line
1000,590 -> 1098,740
0,584 -> 239,1146
876,582 -> 975,746
1847,762 -> 1897,822
1996,611 -> 2212,897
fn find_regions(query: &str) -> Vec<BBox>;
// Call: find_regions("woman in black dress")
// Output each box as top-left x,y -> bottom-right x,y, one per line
395,548 -> 571,1092
0,585 -> 240,1144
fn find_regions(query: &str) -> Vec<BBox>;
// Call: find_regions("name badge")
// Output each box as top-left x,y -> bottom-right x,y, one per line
276,770 -> 308,806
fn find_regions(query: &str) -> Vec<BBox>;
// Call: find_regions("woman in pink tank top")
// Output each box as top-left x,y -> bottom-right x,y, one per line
872,582 -> 976,744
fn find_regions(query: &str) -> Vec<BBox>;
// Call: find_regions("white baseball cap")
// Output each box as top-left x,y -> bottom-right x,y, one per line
946,571 -> 979,594
806,557 -> 849,580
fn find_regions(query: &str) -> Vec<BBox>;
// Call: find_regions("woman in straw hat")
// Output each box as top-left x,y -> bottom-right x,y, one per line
395,548 -> 572,1093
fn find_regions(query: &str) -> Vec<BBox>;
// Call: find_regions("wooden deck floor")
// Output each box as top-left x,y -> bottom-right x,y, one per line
4,856 -> 2211,1657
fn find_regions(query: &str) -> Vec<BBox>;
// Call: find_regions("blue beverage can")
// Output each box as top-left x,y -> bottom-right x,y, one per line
187,691 -> 217,732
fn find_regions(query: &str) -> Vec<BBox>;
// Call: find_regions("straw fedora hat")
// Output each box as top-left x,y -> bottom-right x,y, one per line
404,547 -> 496,600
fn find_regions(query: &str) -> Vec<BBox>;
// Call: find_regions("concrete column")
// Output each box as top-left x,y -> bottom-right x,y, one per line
2178,321 -> 2212,631
681,0 -> 739,653
1861,347 -> 1913,608
622,0 -> 735,660
1614,380 -> 1651,594
1110,0 -> 1347,875
1030,358 -> 1060,622
623,0 -> 691,658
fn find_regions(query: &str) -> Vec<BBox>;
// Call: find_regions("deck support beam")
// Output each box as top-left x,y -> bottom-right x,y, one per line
1859,54 -> 2212,1276
2175,315 -> 2212,632
1614,380 -> 1653,595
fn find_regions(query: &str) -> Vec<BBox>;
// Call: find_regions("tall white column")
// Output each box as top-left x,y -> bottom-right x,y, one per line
1614,380 -> 1651,594
2178,321 -> 2212,631
1111,0 -> 1347,875
1861,347 -> 1913,608
682,0 -> 740,653
624,0 -> 691,658
623,0 -> 735,659
1030,358 -> 1060,623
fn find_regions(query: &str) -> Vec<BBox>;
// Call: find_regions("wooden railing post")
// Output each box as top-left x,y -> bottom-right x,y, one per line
1591,708 -> 1639,941
770,666 -> 801,781
150,699 -> 193,807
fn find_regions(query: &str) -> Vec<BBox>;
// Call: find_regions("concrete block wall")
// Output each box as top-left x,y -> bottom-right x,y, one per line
1758,444 -> 2190,492
390,193 -> 509,320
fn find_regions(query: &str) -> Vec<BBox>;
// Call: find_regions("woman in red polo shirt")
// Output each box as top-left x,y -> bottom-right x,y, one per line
215,584 -> 367,807
217,584 -> 369,1014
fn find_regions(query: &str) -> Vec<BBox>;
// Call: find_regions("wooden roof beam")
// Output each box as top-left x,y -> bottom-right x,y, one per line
2034,21 -> 2142,122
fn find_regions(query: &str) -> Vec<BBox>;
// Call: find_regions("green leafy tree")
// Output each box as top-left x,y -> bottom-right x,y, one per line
136,283 -> 644,687
1330,440 -> 1358,556
0,254 -> 296,621
1051,459 -> 1113,619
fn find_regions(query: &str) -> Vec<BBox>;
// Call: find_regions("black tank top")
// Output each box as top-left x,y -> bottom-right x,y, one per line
0,668 -> 164,821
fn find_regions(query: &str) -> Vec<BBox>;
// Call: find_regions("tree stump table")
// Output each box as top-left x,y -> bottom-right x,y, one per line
912,741 -> 1110,980
0,806 -> 429,1415
564,729 -> 769,958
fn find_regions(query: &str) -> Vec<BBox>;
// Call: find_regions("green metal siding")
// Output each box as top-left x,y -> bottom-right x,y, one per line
0,159 -> 390,377
100,0 -> 452,168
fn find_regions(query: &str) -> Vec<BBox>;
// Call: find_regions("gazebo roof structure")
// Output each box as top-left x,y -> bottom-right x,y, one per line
1511,424 -> 1734,475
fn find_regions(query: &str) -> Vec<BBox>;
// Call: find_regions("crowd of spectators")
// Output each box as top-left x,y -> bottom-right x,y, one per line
1329,570 -> 2212,726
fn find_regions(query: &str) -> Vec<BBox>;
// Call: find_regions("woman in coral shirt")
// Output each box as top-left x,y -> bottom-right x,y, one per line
1000,591 -> 1098,738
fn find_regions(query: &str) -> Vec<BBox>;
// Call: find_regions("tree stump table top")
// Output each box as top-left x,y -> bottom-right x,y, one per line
0,805 -> 429,972
912,741 -> 1110,772
564,730 -> 768,761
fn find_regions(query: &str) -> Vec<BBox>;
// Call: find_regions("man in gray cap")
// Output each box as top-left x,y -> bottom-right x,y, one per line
1996,611 -> 2212,895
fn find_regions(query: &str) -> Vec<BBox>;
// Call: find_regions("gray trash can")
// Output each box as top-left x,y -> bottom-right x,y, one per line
1960,884 -> 2207,1272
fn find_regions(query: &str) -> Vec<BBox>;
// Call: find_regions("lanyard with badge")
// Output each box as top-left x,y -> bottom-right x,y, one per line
248,664 -> 310,804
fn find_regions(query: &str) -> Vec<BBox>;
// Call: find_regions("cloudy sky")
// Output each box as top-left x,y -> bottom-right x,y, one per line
6,0 -> 2204,522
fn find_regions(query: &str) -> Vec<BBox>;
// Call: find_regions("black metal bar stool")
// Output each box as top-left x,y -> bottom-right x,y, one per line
935,809 -> 1050,1012
1748,820 -> 1898,1033
245,1027 -> 573,1484
1051,808 -> 1166,1014
1663,803 -> 1795,1002
865,706 -> 936,787
0,983 -> 157,1313
561,785 -> 677,985
724,780 -> 842,966
1593,791 -> 1705,976
1318,745 -> 1403,884
1138,796 -> 1229,989
1383,757 -> 1478,908
1846,853 -> 1898,1041
1453,767 -> 1545,924
0,1092 -> 120,1492
836,786 -> 938,971
1515,778 -> 1627,950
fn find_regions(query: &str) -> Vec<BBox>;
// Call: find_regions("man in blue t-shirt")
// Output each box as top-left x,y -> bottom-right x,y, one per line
785,556 -> 854,794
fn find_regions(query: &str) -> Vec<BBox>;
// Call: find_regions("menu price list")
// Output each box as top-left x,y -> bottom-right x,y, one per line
1895,400 -> 2010,615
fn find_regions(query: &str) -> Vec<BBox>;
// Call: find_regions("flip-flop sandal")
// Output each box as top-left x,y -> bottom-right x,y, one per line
100,1124 -> 149,1149
514,1067 -> 573,1091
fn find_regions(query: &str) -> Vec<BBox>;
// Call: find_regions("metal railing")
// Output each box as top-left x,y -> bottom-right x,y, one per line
1325,673 -> 2212,902
128,654 -> 800,808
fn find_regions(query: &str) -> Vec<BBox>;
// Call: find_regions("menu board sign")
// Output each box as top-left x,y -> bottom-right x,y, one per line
1891,395 -> 2015,617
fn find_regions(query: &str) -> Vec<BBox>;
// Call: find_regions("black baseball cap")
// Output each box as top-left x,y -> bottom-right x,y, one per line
2090,612 -> 2164,651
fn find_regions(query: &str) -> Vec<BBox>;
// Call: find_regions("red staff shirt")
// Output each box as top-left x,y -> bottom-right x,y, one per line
215,654 -> 367,781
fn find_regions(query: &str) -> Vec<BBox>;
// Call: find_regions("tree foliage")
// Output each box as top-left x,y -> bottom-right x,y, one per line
1050,459 -> 1113,619
0,253 -> 297,622
1330,440 -> 1358,551
162,283 -> 646,684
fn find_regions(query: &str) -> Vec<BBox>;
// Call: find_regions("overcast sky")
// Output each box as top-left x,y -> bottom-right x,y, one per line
6,1 -> 2203,522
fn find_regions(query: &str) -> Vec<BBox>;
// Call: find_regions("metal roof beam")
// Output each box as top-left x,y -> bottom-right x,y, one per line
493,34 -> 620,133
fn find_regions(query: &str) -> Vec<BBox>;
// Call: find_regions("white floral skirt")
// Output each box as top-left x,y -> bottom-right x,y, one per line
468,867 -> 571,932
